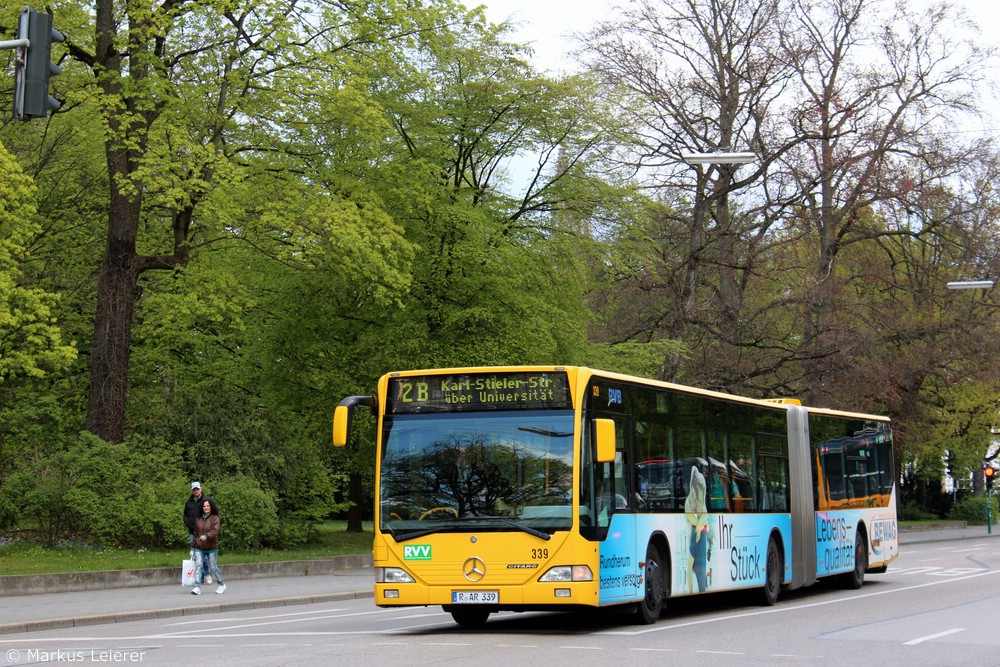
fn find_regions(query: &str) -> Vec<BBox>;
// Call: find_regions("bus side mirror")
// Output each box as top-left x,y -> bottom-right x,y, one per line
332,395 -> 376,447
594,418 -> 616,463
332,405 -> 350,447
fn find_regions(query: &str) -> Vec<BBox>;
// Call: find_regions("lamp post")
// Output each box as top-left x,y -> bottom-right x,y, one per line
679,149 -> 756,322
947,278 -> 996,532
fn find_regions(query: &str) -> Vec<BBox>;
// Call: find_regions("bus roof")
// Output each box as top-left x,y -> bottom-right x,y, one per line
380,366 -> 890,422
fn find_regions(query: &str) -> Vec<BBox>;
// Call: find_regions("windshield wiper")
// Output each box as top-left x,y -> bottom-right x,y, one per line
518,427 -> 572,438
391,516 -> 552,542
456,515 -> 551,541
392,526 -> 454,543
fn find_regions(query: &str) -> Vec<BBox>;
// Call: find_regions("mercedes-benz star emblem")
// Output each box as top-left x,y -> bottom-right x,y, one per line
462,557 -> 486,582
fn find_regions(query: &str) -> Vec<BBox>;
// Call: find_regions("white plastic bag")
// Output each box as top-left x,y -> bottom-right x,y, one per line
181,558 -> 197,586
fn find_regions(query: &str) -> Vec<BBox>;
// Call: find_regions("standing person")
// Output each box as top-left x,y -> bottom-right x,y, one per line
191,497 -> 226,595
184,482 -> 212,584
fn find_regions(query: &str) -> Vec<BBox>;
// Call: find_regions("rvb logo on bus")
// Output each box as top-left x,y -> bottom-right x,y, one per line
403,544 -> 432,560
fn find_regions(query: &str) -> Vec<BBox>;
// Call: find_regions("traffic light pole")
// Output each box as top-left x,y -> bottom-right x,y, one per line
1,35 -> 30,117
986,466 -> 996,534
989,486 -> 993,535
4,7 -> 63,119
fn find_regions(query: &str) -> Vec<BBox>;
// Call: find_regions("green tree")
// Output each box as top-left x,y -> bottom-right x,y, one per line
0,141 -> 78,493
42,0 -> 478,444
248,21 -> 625,528
363,24 -> 615,369
0,142 -> 77,383
0,432 -> 187,547
917,380 -> 1000,496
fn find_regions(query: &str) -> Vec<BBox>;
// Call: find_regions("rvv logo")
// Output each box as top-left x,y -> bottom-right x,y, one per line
403,544 -> 432,560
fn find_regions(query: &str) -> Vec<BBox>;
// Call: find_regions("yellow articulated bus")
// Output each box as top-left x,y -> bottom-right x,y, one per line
333,366 -> 898,627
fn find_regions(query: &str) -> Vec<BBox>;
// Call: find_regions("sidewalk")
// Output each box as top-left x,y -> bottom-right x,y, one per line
0,558 -> 375,635
0,525 -> 994,635
0,569 -> 375,635
897,522 -> 999,544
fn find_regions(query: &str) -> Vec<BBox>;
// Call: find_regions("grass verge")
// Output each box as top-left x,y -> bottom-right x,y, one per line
0,522 -> 372,576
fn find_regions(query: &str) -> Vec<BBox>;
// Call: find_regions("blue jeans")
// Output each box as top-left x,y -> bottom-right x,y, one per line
190,534 -> 211,577
193,549 -> 223,586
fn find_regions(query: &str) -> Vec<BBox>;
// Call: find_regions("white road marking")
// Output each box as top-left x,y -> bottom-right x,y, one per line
164,607 -> 351,626
601,567 -> 1000,636
630,647 -> 675,652
697,650 -> 745,655
903,628 -> 965,645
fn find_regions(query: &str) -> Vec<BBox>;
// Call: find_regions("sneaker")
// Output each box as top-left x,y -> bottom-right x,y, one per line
216,584 -> 226,595
191,586 -> 201,595
205,575 -> 212,584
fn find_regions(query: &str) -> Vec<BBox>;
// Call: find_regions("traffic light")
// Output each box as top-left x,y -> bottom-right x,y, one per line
13,7 -> 64,120
985,466 -> 995,491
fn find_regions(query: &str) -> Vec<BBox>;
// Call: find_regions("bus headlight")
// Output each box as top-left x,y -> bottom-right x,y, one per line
539,565 -> 593,582
375,567 -> 415,584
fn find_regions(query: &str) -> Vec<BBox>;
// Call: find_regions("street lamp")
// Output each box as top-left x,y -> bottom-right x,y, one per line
947,280 -> 995,290
681,151 -> 756,165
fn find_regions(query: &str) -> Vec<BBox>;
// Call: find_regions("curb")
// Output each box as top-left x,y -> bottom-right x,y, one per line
0,553 -> 373,596
898,521 -> 966,532
0,589 -> 374,635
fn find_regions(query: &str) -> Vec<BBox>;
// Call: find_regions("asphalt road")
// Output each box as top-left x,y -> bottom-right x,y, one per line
1,527 -> 997,666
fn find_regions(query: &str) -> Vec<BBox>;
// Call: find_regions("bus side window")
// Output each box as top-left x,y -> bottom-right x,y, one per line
758,455 -> 789,512
758,480 -> 770,510
596,437 -> 622,519
729,460 -> 753,512
709,467 -> 729,511
728,433 -> 754,512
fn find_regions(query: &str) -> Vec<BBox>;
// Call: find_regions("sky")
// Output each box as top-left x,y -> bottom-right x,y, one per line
476,0 -> 999,191
478,0 -> 607,73
478,0 -> 1000,75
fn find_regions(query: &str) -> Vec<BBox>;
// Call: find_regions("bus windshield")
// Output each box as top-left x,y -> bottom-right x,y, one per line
379,410 -> 576,540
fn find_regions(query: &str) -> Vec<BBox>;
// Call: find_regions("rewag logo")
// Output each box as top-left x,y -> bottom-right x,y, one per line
403,544 -> 432,560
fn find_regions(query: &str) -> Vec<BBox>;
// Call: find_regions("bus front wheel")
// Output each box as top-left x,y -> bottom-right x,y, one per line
634,543 -> 666,624
449,606 -> 490,628
759,537 -> 782,606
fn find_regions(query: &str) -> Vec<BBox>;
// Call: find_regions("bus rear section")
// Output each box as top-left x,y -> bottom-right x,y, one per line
809,408 -> 899,587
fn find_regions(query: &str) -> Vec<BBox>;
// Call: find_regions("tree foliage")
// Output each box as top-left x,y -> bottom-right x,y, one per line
2,0 -> 1000,549
0,143 -> 77,383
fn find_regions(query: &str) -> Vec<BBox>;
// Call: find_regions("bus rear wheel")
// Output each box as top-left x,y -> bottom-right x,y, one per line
634,543 -> 666,624
449,606 -> 491,628
839,529 -> 867,589
759,537 -> 782,606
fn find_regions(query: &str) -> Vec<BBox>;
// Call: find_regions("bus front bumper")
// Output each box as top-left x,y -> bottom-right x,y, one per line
374,581 -> 600,608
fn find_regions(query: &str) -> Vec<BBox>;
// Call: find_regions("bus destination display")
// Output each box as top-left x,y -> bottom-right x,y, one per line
388,371 -> 572,413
